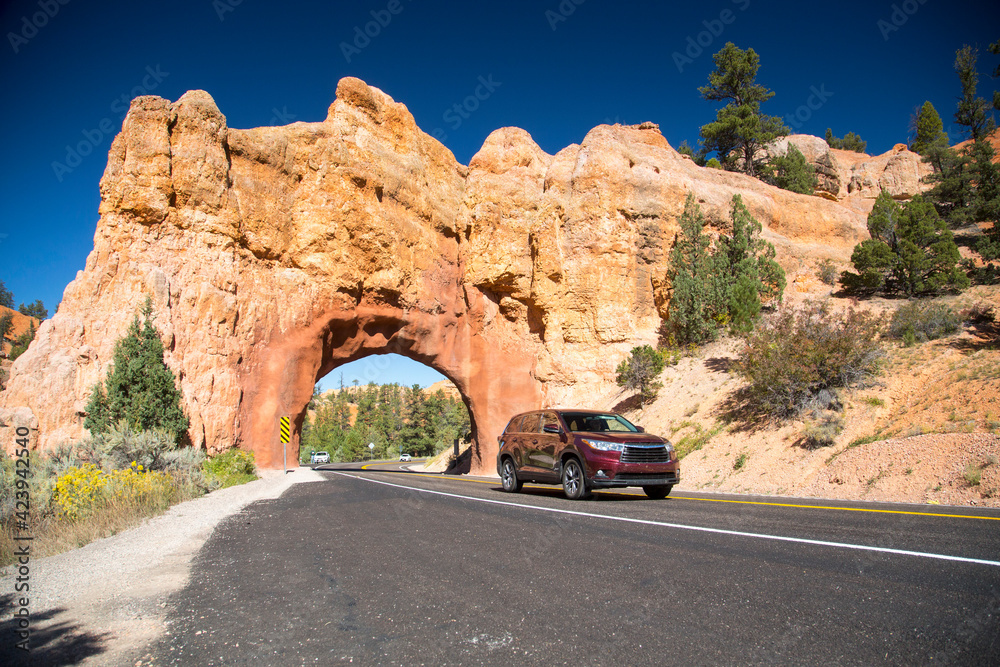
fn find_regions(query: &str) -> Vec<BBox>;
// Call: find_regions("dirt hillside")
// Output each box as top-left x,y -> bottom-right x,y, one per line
603,284 -> 1000,507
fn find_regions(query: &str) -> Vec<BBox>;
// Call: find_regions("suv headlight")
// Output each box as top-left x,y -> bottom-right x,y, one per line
583,439 -> 626,452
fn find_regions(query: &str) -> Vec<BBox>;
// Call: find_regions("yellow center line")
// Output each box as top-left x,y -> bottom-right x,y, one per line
349,464 -> 1000,521
671,495 -> 1000,520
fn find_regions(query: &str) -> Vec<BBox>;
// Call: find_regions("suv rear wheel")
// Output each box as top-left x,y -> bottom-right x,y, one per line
643,484 -> 673,499
500,458 -> 523,492
561,458 -> 591,500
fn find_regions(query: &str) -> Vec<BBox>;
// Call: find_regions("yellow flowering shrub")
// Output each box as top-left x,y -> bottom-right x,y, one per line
105,462 -> 176,510
53,461 -> 177,520
53,463 -> 107,520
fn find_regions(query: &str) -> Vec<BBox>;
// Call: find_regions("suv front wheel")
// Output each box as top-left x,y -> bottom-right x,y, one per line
643,484 -> 673,499
561,458 -> 591,500
501,458 -> 523,493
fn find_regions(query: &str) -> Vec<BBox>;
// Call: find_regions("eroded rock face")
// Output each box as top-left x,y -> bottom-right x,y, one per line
768,135 -> 932,206
2,78 -> 881,472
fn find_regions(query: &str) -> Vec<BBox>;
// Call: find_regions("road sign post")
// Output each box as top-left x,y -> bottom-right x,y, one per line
368,442 -> 374,461
280,416 -> 291,473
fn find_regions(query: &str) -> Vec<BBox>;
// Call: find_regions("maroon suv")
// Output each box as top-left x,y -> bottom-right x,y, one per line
496,409 -> 679,500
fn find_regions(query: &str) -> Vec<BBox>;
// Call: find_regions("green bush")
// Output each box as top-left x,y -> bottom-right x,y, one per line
203,449 -> 258,489
85,298 -> 189,444
817,259 -> 839,286
888,302 -> 962,345
616,345 -> 666,402
78,421 -> 179,471
664,193 -> 785,346
802,412 -> 844,448
8,322 -> 36,361
841,192 -> 969,296
672,422 -> 723,460
162,447 -> 208,495
963,463 -> 982,487
825,128 -> 867,153
734,301 -> 885,419
770,144 -> 817,194
0,312 -> 13,347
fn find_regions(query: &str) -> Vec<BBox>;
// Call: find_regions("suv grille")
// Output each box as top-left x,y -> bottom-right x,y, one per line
621,445 -> 671,463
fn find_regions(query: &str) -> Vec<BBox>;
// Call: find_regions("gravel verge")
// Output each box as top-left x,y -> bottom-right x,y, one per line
0,466 -> 324,666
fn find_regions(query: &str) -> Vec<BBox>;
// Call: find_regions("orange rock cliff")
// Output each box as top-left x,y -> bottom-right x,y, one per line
0,77 -> 930,473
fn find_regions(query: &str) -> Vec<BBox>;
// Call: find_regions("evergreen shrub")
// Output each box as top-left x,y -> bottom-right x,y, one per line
734,301 -> 885,418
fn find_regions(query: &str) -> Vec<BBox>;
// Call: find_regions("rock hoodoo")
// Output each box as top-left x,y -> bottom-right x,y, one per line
0,78 -> 921,473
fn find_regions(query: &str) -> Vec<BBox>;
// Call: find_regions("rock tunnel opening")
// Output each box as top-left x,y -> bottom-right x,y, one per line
300,353 -> 473,467
240,301 -> 537,476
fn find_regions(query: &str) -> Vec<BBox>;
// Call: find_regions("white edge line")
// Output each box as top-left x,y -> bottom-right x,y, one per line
332,471 -> 1000,568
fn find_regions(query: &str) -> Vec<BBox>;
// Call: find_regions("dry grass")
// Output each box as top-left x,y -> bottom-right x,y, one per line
0,484 -> 202,566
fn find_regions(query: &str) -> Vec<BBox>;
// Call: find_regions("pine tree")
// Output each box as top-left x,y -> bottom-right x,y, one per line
991,39 -> 1000,112
84,299 -> 189,444
923,141 -> 975,225
677,141 -> 707,166
355,382 -> 379,429
400,384 -> 432,456
825,128 -> 867,153
842,191 -> 900,293
925,46 -> 1000,233
0,281 -> 12,309
615,345 -> 666,402
8,323 -> 35,361
771,144 -> 818,194
17,300 -> 47,320
665,193 -> 718,346
954,46 -> 998,226
698,43 -> 789,179
910,101 -> 949,155
0,312 -> 12,346
715,194 -> 786,332
895,196 -> 969,293
664,193 -> 784,344
842,191 -> 968,295
955,46 -> 995,142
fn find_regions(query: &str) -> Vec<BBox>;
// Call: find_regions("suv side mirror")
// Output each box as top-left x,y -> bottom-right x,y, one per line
543,423 -> 561,434
636,426 -> 645,433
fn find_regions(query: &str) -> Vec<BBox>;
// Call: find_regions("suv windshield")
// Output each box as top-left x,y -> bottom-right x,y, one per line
560,412 -> 638,433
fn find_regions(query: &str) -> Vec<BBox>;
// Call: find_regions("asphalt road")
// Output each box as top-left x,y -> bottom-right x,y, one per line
144,462 -> 1000,665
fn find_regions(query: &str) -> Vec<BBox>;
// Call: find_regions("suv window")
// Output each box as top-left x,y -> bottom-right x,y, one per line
561,412 -> 639,433
505,416 -> 525,434
519,413 -> 541,433
540,411 -> 559,432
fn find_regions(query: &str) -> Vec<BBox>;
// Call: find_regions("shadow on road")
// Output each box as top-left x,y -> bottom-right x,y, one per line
0,594 -> 110,666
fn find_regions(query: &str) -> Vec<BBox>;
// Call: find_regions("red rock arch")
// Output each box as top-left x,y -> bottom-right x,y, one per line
242,296 -> 541,474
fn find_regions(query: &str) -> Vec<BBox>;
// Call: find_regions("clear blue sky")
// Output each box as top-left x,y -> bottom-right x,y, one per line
2,0 -> 998,386
318,354 -> 447,392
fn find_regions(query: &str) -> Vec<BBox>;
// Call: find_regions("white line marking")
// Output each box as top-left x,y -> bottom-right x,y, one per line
332,471 -> 1000,568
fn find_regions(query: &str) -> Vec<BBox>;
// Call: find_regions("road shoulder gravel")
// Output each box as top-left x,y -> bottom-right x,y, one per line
0,466 -> 324,666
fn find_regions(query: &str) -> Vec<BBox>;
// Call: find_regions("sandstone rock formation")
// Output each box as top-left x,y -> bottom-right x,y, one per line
1,78 -> 885,473
767,134 -> 932,208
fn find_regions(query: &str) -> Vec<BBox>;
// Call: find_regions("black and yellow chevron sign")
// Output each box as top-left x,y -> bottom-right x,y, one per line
279,416 -> 291,443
